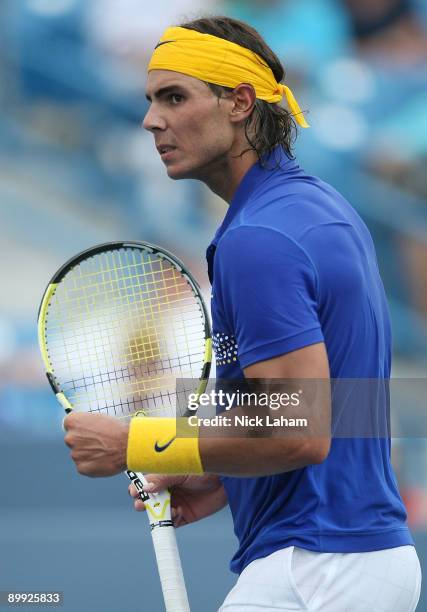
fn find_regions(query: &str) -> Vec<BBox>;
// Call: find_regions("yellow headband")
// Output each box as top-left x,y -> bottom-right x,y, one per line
148,26 -> 309,128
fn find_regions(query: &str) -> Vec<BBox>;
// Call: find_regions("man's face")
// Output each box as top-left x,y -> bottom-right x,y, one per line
143,70 -> 235,180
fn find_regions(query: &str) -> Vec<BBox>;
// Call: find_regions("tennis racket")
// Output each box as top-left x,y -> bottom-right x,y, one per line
37,241 -> 212,612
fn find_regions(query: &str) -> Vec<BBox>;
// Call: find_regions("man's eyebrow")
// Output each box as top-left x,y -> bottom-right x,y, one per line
145,85 -> 185,102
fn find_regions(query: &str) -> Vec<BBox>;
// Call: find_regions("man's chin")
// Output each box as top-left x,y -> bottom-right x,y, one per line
165,164 -> 192,181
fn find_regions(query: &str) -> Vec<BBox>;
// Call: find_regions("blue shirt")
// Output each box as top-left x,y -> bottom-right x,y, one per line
207,147 -> 413,575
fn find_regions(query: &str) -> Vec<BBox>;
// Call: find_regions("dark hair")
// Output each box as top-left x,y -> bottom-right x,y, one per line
179,16 -> 298,161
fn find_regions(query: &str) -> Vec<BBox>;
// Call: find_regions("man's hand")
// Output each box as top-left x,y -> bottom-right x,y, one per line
129,474 -> 227,527
64,412 -> 129,477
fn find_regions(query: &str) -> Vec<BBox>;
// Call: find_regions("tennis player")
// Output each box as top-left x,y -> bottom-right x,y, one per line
64,16 -> 422,611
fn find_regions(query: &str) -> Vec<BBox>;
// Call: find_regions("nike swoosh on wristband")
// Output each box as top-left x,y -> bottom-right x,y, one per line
154,436 -> 176,452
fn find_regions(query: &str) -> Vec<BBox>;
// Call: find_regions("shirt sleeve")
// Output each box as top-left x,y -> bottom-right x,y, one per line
215,225 -> 324,368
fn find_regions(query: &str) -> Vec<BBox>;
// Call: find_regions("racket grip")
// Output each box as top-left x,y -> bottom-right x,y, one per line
150,524 -> 190,612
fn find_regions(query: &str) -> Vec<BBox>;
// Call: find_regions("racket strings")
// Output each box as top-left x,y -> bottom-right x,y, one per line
44,248 -> 207,418
61,352 -> 202,407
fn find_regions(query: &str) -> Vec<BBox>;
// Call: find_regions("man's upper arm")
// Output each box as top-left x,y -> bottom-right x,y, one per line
216,226 -> 330,463
244,344 -> 331,464
244,342 -> 329,379
216,225 -> 324,367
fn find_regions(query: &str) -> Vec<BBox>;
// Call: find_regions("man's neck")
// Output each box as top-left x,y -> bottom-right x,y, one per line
201,145 -> 258,204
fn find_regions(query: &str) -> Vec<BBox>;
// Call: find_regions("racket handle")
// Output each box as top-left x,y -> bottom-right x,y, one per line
126,471 -> 190,611
150,524 -> 190,612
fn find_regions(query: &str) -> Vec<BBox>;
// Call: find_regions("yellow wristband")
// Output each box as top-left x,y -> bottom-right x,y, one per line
127,417 -> 203,474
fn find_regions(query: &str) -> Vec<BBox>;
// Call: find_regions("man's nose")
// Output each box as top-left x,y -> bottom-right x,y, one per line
142,105 -> 167,132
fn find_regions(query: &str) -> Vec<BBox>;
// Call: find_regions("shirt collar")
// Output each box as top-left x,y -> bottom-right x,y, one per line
209,146 -> 297,248
206,146 -> 298,285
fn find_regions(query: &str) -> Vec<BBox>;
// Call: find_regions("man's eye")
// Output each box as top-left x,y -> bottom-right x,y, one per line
169,94 -> 183,104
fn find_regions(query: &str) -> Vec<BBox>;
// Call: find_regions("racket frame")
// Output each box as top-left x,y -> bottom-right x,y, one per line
37,241 -> 212,612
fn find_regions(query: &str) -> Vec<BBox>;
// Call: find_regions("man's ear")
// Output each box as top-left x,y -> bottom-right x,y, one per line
229,83 -> 256,123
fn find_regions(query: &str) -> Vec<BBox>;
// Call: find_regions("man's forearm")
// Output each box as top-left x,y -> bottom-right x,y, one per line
127,400 -> 330,477
197,384 -> 331,476
199,434 -> 328,477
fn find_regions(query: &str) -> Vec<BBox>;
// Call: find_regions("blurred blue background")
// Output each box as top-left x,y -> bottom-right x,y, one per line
0,0 -> 426,610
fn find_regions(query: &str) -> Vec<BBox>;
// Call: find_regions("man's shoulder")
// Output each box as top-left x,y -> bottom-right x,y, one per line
215,224 -> 318,277
249,168 -> 347,213
216,174 -> 372,276
240,169 -> 364,244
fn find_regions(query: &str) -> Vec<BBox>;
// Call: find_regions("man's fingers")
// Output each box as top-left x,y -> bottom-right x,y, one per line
142,474 -> 186,493
134,498 -> 146,512
128,483 -> 146,509
129,482 -> 181,519
132,499 -> 179,517
63,411 -> 82,431
63,413 -> 75,432
128,475 -> 185,497
172,506 -> 186,528
128,483 -> 140,498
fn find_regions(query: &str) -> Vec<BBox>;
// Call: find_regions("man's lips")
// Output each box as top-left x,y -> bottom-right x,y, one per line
156,145 -> 177,158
